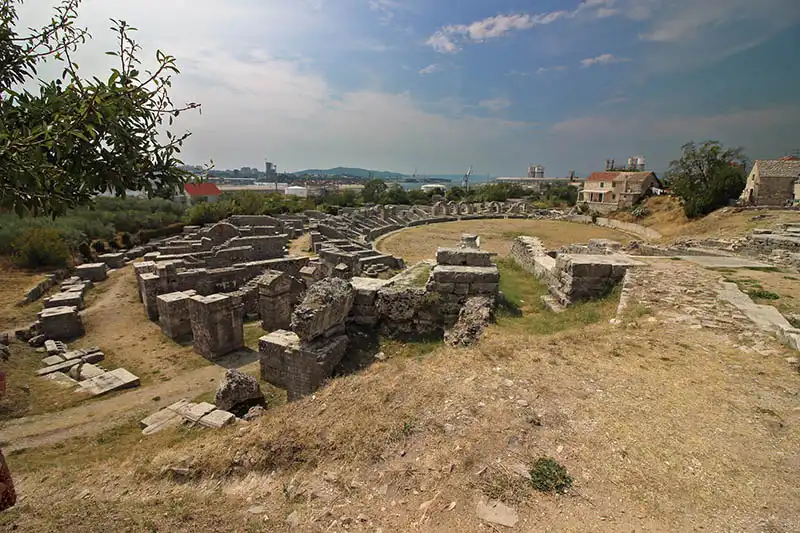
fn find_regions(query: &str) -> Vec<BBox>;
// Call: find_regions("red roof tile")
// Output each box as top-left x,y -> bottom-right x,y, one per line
586,172 -> 619,182
184,182 -> 222,196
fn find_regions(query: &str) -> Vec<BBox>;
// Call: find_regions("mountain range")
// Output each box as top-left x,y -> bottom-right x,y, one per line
291,167 -> 406,179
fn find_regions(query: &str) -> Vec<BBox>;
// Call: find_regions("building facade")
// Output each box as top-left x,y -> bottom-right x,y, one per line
579,171 -> 660,214
739,157 -> 800,206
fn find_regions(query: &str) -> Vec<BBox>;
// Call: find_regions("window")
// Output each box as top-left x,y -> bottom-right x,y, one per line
600,182 -> 604,188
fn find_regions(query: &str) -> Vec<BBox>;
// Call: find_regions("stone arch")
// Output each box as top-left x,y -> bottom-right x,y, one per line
206,222 -> 241,245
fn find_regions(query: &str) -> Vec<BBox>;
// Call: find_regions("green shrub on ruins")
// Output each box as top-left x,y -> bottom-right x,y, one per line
12,227 -> 71,268
78,241 -> 93,262
529,457 -> 573,494
91,240 -> 108,254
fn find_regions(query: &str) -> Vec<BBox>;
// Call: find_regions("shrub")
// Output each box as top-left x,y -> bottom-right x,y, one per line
78,241 -> 93,262
12,227 -> 71,268
631,205 -> 650,219
529,457 -> 573,494
119,232 -> 134,249
91,240 -> 108,254
137,223 -> 185,244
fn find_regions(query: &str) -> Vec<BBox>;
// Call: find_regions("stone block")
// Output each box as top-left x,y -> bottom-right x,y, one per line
45,371 -> 78,387
436,248 -> 495,267
76,368 -> 139,396
291,278 -> 354,341
97,252 -> 126,269
44,339 -> 67,355
470,283 -> 499,295
198,409 -> 237,428
69,362 -> 105,380
41,354 -> 66,366
189,294 -> 245,359
76,263 -> 109,282
37,306 -> 84,340
430,265 -> 500,285
259,331 -> 349,401
140,407 -> 184,435
44,291 -> 84,310
176,401 -> 217,422
157,291 -> 195,342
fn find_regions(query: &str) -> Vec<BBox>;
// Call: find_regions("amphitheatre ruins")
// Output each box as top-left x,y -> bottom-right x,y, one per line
2,199 -> 800,531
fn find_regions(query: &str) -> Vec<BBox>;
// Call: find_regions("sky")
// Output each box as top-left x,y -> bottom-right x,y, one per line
21,0 -> 800,176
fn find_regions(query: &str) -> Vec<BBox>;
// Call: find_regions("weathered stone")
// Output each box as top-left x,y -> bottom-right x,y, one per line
76,368 -> 139,396
430,265 -> 500,285
291,278 -> 354,341
44,291 -> 85,310
476,499 -> 518,528
445,296 -> 494,347
243,405 -> 266,420
44,339 -> 67,355
157,291 -> 196,342
28,334 -> 46,347
258,270 -> 293,332
97,252 -> 126,269
76,263 -> 109,282
0,333 -> 9,346
436,248 -> 495,267
189,294 -> 245,359
214,369 -> 265,412
259,330 -> 349,401
176,401 -> 217,423
68,362 -> 105,381
198,409 -> 237,428
45,371 -> 78,387
140,406 -> 184,435
37,306 -> 84,340
41,354 -> 65,366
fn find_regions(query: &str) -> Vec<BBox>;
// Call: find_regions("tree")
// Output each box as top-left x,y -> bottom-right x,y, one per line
667,141 -> 747,218
0,0 -> 200,217
362,179 -> 387,204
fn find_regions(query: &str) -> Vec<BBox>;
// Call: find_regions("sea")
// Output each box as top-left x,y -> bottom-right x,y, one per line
396,174 -> 495,190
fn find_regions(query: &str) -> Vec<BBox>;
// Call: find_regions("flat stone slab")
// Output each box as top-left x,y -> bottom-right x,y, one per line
44,340 -> 67,355
37,351 -> 105,376
198,409 -> 237,428
41,354 -> 66,366
176,401 -> 217,423
76,368 -> 140,396
45,372 -> 78,387
678,256 -> 773,269
719,282 -> 792,334
140,401 -> 190,435
560,254 -> 645,266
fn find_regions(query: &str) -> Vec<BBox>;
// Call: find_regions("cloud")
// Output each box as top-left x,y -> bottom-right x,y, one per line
426,12 -> 568,53
537,65 -> 567,74
579,53 -> 630,67
368,0 -> 411,24
478,98 -> 512,112
419,63 -> 442,75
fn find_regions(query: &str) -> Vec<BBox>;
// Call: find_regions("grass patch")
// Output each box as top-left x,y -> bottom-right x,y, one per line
529,457 -> 573,494
495,259 -> 619,335
746,266 -> 781,273
784,276 -> 798,281
409,264 -> 431,287
747,289 -> 780,301
244,321 -> 266,350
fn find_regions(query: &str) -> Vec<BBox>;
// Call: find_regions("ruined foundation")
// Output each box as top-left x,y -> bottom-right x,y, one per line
189,294 -> 244,359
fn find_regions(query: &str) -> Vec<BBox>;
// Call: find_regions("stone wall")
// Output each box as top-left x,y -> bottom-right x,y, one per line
188,294 -> 244,359
427,247 -> 500,325
157,291 -> 197,342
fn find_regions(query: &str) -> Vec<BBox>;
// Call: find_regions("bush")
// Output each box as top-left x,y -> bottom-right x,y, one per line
78,241 -> 93,262
529,457 -> 573,494
12,227 -> 71,268
137,223 -> 185,244
631,205 -> 650,219
91,240 -> 108,254
119,232 -> 134,248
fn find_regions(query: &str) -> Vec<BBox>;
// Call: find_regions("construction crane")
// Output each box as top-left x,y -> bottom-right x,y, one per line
462,165 -> 473,191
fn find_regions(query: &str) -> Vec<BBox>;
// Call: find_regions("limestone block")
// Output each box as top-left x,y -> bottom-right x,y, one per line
76,368 -> 139,396
44,291 -> 84,310
375,285 -> 428,322
198,409 -> 237,429
139,273 -> 161,321
430,265 -> 500,285
97,252 -> 126,269
189,294 -> 245,359
176,401 -> 217,423
44,339 -> 67,355
41,354 -> 66,366
45,371 -> 78,387
157,291 -> 196,342
76,263 -> 109,282
140,407 -> 184,435
291,278 -> 355,341
436,248 -> 495,267
37,306 -> 84,340
214,369 -> 264,412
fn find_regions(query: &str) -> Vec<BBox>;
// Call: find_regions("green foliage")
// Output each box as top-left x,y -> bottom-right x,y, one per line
667,141 -> 747,218
529,457 -> 573,494
118,232 -> 133,248
77,241 -> 92,261
137,223 -> 184,243
0,0 -> 200,217
12,227 -> 71,268
631,205 -> 650,219
362,179 -> 388,204
91,240 -> 108,254
748,289 -> 780,300
446,186 -> 466,202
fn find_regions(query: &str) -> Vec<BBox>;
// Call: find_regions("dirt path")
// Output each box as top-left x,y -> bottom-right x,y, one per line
1,264 -> 261,452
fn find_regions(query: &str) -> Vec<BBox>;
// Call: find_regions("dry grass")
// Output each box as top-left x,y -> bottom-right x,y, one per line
0,260 -> 53,332
614,196 -> 800,242
721,268 -> 800,316
376,219 -> 631,263
0,342 -> 89,422
288,234 -> 313,257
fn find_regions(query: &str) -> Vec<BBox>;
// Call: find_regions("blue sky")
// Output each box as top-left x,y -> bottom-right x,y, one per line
26,0 -> 800,176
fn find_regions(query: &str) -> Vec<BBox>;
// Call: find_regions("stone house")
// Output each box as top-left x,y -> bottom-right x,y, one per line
739,157 -> 800,206
184,182 -> 222,204
579,171 -> 660,214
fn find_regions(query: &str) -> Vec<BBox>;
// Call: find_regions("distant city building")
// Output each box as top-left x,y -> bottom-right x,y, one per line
739,156 -> 800,206
421,184 -> 447,194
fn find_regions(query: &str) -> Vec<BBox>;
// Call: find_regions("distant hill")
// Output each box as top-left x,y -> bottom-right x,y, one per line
292,167 -> 406,179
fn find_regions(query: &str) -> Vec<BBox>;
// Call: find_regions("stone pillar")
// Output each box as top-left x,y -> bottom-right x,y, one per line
38,306 -> 84,340
258,270 -> 292,332
460,234 -> 480,250
157,290 -> 197,342
188,294 -> 244,359
134,261 -> 157,302
139,273 -> 161,321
